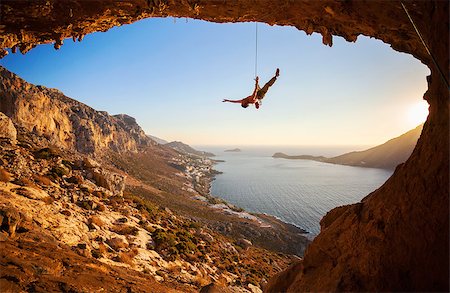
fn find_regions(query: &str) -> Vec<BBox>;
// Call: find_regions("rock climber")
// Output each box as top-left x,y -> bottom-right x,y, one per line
222,68 -> 280,109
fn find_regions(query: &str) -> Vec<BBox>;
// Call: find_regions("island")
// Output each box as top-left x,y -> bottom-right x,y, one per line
272,152 -> 327,161
224,148 -> 241,152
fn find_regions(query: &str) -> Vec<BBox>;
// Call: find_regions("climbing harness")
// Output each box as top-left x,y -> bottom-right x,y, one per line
400,2 -> 449,88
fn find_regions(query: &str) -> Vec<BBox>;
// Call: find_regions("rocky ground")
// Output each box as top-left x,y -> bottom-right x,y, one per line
0,117 -> 306,292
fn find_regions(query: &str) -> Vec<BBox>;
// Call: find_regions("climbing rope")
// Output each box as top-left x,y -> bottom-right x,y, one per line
400,2 -> 449,88
254,22 -> 258,79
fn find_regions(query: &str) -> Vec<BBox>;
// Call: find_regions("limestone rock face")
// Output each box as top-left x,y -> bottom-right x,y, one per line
0,0 -> 437,65
0,112 -> 17,142
0,67 -> 151,154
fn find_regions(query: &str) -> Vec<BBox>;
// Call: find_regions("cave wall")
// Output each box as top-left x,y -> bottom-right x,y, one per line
0,0 -> 448,291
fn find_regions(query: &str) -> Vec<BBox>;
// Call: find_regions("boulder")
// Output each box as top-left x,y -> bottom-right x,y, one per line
0,205 -> 21,237
106,237 -> 128,251
0,112 -> 17,142
236,238 -> 252,249
83,157 -> 100,168
91,168 -> 125,196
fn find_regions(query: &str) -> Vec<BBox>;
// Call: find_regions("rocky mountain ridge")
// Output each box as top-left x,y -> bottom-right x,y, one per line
0,66 -> 153,155
148,134 -> 169,145
164,141 -> 215,158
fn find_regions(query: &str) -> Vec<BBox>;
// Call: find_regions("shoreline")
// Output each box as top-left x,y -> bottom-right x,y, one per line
195,155 -> 311,234
208,157 -> 310,233
171,152 -> 311,256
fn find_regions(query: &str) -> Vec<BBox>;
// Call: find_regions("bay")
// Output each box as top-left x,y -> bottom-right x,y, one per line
198,146 -> 393,237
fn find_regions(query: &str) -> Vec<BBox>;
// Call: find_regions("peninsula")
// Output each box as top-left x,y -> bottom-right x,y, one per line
273,124 -> 423,170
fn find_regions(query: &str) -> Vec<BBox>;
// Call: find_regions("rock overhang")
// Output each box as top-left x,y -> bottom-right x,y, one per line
0,1 -> 435,62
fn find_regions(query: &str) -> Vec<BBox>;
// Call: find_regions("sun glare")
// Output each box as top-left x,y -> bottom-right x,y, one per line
408,100 -> 429,126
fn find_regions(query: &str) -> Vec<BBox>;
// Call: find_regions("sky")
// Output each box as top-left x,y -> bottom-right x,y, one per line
0,17 -> 430,147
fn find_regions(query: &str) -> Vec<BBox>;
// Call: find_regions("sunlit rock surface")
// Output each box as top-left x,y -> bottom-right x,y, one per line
0,112 -> 17,142
0,67 -> 152,154
0,0 -> 448,291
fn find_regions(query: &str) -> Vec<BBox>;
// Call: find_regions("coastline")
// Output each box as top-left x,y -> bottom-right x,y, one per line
180,154 -> 311,254
201,155 -> 310,234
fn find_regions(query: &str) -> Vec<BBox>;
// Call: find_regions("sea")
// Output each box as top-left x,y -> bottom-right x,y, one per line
197,146 -> 393,238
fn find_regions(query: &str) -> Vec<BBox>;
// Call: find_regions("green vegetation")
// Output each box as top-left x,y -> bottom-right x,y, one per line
124,192 -> 158,217
33,147 -> 59,160
111,224 -> 139,236
152,228 -> 200,261
49,166 -> 70,178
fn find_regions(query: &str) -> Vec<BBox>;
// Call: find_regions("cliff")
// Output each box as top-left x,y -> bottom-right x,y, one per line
0,66 -> 152,154
273,124 -> 423,170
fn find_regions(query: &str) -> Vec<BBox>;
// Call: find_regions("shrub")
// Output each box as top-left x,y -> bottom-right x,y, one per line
34,148 -> 59,160
152,228 -> 199,261
80,185 -> 91,193
62,159 -> 74,170
77,200 -> 95,210
123,193 -> 157,217
91,249 -> 102,259
176,241 -> 197,255
66,175 -> 83,184
50,166 -> 69,178
92,190 -> 103,198
110,224 -> 139,236
189,221 -> 202,229
153,229 -> 177,251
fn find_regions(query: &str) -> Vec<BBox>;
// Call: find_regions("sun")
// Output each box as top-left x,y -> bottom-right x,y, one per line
408,100 -> 429,126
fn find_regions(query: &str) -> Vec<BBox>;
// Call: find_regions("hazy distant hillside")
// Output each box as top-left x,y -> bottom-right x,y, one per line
328,124 -> 423,169
165,141 -> 215,157
148,134 -> 168,145
274,124 -> 423,170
